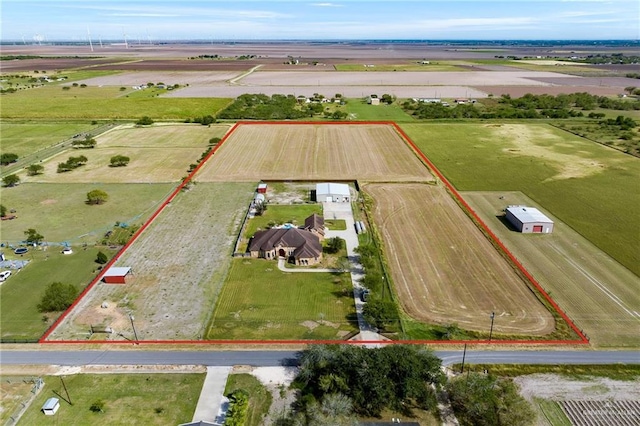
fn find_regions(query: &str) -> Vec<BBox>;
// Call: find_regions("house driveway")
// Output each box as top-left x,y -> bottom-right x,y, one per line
323,202 -> 386,343
192,366 -> 232,424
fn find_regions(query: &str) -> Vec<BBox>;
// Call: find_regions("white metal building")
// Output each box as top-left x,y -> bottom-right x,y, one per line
505,206 -> 554,234
316,183 -> 350,203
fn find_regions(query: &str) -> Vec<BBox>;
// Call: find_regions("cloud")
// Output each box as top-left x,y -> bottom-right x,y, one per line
312,2 -> 343,6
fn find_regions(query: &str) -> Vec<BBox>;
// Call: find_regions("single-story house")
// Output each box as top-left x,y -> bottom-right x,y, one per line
505,206 -> 554,234
316,182 -> 350,203
42,397 -> 60,415
103,266 -> 132,284
248,226 -> 322,266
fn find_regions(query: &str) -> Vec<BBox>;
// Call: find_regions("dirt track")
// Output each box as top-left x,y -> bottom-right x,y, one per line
366,182 -> 555,336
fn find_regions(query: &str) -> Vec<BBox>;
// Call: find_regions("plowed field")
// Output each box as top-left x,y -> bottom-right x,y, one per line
365,183 -> 555,335
197,124 -> 434,182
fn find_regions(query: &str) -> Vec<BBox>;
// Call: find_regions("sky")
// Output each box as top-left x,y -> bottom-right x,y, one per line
1,0 -> 638,42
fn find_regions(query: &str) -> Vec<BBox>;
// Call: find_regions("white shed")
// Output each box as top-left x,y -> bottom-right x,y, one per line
42,397 -> 60,415
316,183 -> 350,203
505,206 -> 554,234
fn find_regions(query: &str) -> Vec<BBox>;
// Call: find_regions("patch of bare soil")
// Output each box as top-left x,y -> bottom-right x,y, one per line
515,374 -> 640,402
248,367 -> 298,426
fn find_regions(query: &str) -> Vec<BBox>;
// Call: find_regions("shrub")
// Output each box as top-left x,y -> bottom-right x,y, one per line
136,116 -> 154,126
0,152 -> 18,165
89,399 -> 105,413
95,251 -> 108,264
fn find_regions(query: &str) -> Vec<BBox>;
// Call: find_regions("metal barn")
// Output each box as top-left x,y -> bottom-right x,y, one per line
505,206 -> 554,234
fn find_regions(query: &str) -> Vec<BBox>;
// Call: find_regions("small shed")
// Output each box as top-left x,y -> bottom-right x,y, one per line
505,206 -> 554,234
316,183 -> 350,203
42,397 -> 60,415
257,183 -> 268,194
103,266 -> 132,284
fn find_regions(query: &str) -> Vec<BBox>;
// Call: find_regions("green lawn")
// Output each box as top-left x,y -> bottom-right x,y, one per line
0,183 -> 175,243
1,86 -> 232,119
0,247 -> 115,340
0,122 -> 96,158
225,374 -> 273,426
325,219 -> 347,230
207,258 -> 358,340
18,373 -> 204,425
401,122 -> 640,276
245,204 -> 322,237
344,99 -> 415,122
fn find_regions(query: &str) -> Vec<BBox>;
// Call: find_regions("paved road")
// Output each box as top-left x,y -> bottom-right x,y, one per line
1,350 -> 638,367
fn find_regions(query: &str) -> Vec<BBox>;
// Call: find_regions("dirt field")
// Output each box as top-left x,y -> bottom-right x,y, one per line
463,191 -> 640,347
47,182 -> 255,341
196,123 -> 434,183
73,71 -> 241,86
473,85 -> 621,97
20,124 -> 230,184
365,183 -> 555,336
515,374 -> 640,426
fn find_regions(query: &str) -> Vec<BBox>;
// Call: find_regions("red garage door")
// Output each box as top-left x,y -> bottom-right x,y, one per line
533,225 -> 543,233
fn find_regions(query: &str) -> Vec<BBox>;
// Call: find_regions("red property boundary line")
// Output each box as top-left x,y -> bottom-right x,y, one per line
40,121 -> 588,346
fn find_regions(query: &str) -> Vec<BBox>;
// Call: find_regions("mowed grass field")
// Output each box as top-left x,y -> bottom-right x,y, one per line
343,100 -> 415,122
207,258 -> 358,340
0,86 -> 232,119
0,121 -> 96,157
464,191 -> 640,347
0,247 -> 110,340
17,373 -> 204,425
0,183 -> 175,243
365,183 -> 555,336
48,183 -> 255,341
401,122 -> 640,277
19,124 -> 230,183
197,124 -> 433,182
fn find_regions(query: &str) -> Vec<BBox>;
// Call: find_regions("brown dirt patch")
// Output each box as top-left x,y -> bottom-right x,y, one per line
196,124 -> 434,182
365,182 -> 555,335
39,199 -> 57,205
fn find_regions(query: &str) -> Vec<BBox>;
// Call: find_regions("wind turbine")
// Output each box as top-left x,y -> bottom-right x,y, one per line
122,27 -> 129,48
87,27 -> 94,52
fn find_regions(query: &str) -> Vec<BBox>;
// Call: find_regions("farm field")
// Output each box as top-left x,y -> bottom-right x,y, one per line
17,373 -> 204,425
334,63 -> 465,71
0,122 -> 96,158
364,183 -> 555,336
73,70 -> 242,86
197,124 -> 434,182
19,124 -> 230,183
0,247 -> 108,340
0,183 -> 175,244
207,258 -> 358,340
401,122 -> 640,276
464,191 -> 640,347
0,85 -> 232,119
48,182 -> 255,341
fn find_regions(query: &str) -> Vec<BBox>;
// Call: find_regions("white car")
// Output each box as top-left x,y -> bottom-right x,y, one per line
0,271 -> 11,282
62,248 -> 73,255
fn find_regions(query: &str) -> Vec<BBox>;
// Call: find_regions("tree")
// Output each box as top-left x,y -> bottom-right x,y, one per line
362,297 -> 398,330
87,189 -> 109,205
110,155 -> 130,167
95,251 -> 108,264
381,94 -> 394,104
136,116 -> 154,125
0,204 -> 6,217
89,399 -> 105,413
37,282 -> 78,312
446,373 -> 535,426
325,237 -> 344,254
72,135 -> 97,149
2,174 -> 20,187
0,153 -> 18,165
24,228 -> 44,244
26,164 -> 44,176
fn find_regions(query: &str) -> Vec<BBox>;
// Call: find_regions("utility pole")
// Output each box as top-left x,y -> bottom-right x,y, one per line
460,343 -> 467,374
60,376 -> 72,405
489,312 -> 495,342
129,314 -> 139,344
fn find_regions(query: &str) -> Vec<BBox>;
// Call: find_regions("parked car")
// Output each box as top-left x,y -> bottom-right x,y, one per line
0,271 -> 11,282
62,248 -> 73,255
